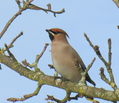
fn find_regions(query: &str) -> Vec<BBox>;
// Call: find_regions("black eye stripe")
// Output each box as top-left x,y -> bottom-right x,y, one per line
51,31 -> 60,34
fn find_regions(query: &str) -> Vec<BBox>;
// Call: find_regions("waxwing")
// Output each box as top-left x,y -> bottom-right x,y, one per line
46,28 -> 95,86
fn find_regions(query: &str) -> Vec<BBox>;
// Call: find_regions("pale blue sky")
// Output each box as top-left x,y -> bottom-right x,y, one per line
0,0 -> 119,103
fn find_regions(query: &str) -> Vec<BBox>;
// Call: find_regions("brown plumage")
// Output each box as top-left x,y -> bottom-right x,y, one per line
46,28 -> 96,86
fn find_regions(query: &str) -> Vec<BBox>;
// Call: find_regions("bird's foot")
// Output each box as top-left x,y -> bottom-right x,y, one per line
54,76 -> 62,85
54,71 -> 58,77
54,76 -> 69,85
78,81 -> 86,86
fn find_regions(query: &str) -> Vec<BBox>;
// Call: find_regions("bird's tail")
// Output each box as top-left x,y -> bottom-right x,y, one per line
86,74 -> 96,86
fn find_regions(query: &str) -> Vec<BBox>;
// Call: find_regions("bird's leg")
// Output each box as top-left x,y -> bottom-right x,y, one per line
54,74 -> 70,85
48,64 -> 59,78
54,71 -> 58,77
78,72 -> 87,86
48,64 -> 70,84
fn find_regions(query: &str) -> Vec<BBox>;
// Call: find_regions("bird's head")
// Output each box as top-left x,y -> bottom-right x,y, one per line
46,28 -> 69,41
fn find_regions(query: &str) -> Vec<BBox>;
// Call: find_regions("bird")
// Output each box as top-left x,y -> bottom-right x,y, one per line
46,28 -> 96,86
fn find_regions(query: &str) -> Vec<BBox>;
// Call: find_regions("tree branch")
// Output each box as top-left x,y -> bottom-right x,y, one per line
107,39 -> 116,87
7,84 -> 42,102
4,44 -> 17,61
0,1 -> 64,39
84,33 -> 107,65
113,0 -> 119,8
2,32 -> 23,52
84,33 -> 117,90
0,0 -> 34,39
0,9 -> 23,39
79,57 -> 96,86
22,43 -> 49,71
35,43 -> 49,64
100,67 -> 111,85
28,3 -> 65,17
0,53 -> 119,102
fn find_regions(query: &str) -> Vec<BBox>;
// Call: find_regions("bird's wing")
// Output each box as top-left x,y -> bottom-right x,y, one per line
63,44 -> 96,86
64,44 -> 86,71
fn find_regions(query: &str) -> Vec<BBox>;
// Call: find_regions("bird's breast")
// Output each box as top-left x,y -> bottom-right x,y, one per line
51,42 -> 82,82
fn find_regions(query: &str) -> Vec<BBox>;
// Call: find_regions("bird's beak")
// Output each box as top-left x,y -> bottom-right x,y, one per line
46,29 -> 55,36
46,29 -> 49,33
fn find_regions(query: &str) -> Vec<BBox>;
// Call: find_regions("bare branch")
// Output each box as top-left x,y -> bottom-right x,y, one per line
28,3 -> 65,17
9,32 -> 23,47
35,43 -> 49,64
84,33 -> 107,66
107,39 -> 116,87
3,32 -> 23,52
79,57 -> 96,86
0,1 -> 64,39
4,44 -> 17,61
108,39 -> 112,66
0,10 -> 23,39
85,57 -> 96,73
84,33 -> 117,90
46,91 -> 81,103
22,59 -> 33,68
1,53 -> 119,102
0,0 -> 35,39
47,3 -> 52,10
84,33 -> 94,48
100,67 -> 111,85
16,0 -> 21,9
113,0 -> 119,8
7,84 -> 42,102
22,43 -> 49,72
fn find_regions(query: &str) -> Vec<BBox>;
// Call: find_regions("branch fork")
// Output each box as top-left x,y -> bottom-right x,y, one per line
0,0 -> 65,39
22,43 -> 49,72
84,33 -> 117,91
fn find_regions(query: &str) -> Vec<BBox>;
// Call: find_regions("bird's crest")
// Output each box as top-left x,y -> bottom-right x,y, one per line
49,28 -> 69,38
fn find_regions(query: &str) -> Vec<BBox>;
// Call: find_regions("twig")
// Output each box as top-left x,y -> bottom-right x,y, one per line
28,0 -> 34,3
46,95 -> 62,103
0,0 -> 64,39
113,0 -> 119,8
28,3 -> 65,17
79,57 -> 96,86
4,44 -> 17,61
107,39 -> 117,89
0,0 -> 34,39
22,43 -> 49,72
0,9 -> 23,39
35,43 -> 49,64
100,67 -> 111,85
85,57 -> 96,73
46,91 -> 81,103
16,0 -> 21,9
107,39 -> 115,83
9,32 -> 23,48
84,33 -> 117,90
3,32 -> 23,51
7,84 -> 42,102
84,33 -> 107,66
22,59 -> 33,68
108,39 -> 112,66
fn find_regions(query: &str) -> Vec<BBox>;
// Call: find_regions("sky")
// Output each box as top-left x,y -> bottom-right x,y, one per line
0,0 -> 119,103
